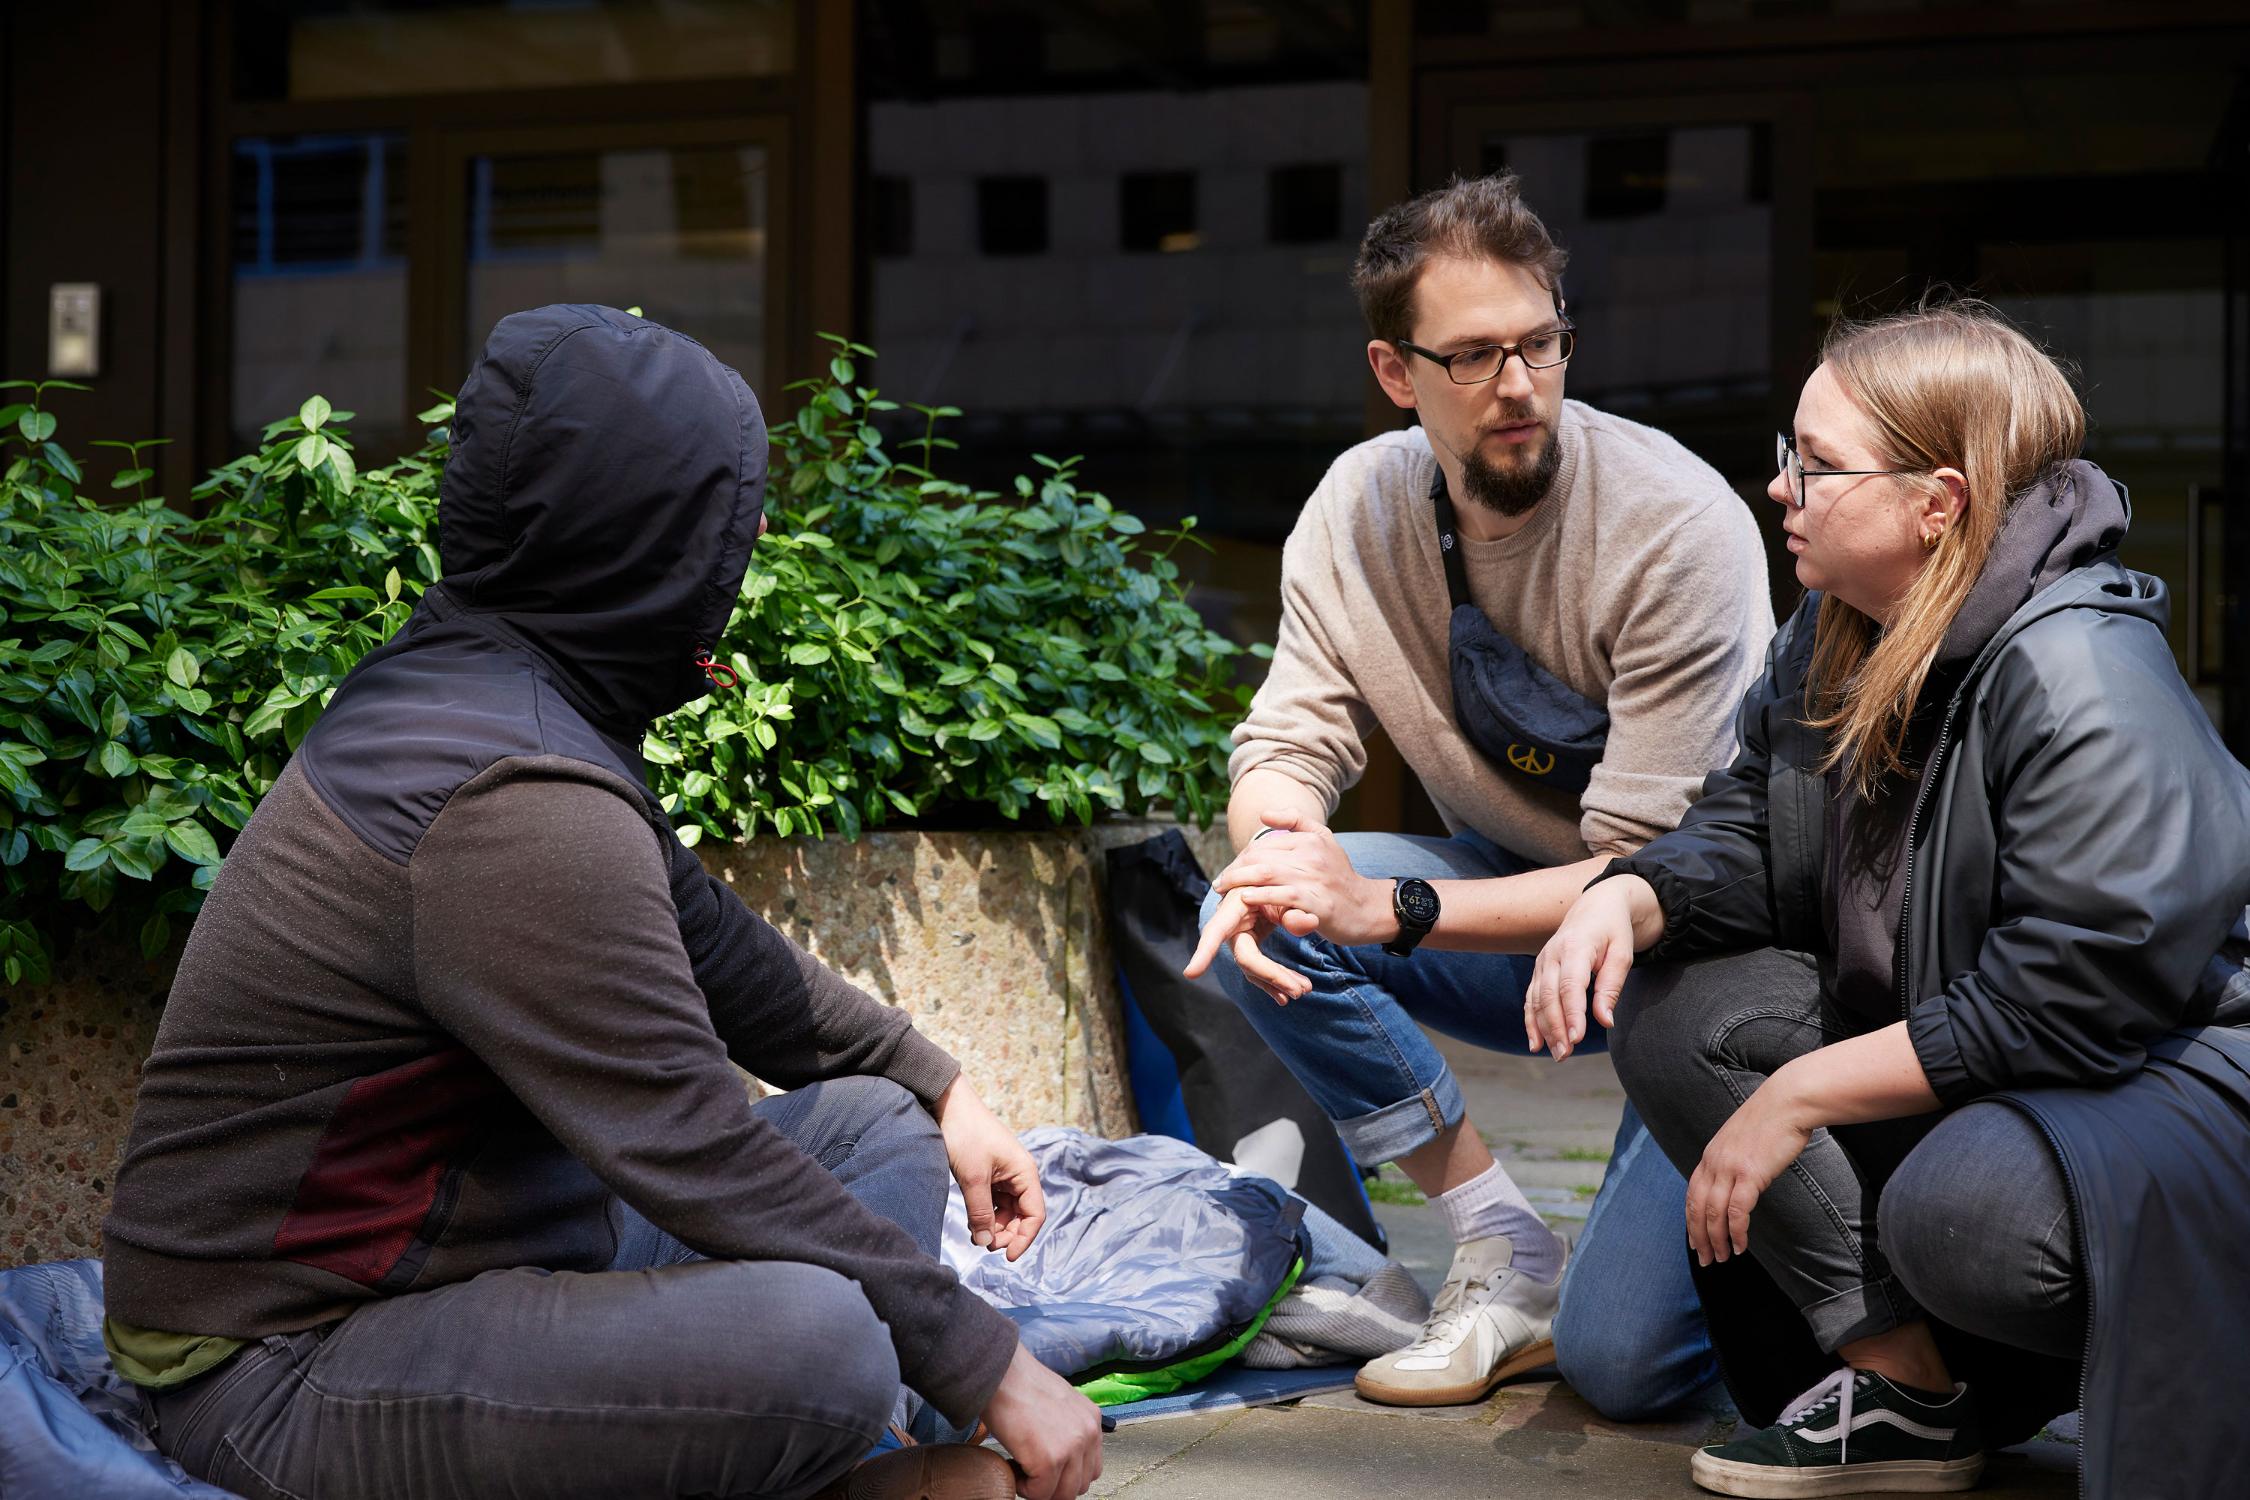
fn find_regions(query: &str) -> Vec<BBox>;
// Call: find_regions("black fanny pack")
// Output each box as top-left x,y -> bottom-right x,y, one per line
1432,466 -> 1609,795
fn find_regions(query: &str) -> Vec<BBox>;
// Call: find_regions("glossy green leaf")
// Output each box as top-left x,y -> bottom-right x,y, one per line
163,820 -> 223,866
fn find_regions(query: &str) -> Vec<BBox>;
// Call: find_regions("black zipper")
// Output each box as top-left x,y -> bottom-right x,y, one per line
1893,695 -> 1966,1019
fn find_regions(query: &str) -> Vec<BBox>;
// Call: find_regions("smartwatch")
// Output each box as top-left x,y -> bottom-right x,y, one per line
1383,877 -> 1441,957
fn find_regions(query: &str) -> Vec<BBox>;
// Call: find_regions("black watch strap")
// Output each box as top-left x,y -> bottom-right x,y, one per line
1382,878 -> 1441,957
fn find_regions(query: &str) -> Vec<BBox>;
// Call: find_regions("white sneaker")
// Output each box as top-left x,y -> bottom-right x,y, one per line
1354,1234 -> 1561,1407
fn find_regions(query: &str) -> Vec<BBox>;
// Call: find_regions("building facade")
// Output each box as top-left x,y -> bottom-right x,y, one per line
4,0 -> 2244,819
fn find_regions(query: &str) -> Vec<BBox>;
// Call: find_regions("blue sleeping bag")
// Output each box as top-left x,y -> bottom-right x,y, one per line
0,1258 -> 239,1498
939,1129 -> 1305,1382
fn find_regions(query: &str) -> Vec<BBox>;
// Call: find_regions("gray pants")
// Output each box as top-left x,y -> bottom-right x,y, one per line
149,1076 -> 950,1500
1612,950 -> 2083,1360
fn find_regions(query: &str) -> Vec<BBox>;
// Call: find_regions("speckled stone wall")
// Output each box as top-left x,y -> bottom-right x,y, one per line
0,821 -> 1233,1269
701,821 -> 1231,1140
0,936 -> 175,1268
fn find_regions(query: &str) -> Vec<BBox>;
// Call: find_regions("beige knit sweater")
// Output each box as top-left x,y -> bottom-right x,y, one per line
1231,402 -> 1776,865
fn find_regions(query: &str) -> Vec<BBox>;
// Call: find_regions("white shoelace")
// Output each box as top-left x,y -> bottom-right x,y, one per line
1779,1368 -> 1862,1465
1405,1267 -> 1493,1356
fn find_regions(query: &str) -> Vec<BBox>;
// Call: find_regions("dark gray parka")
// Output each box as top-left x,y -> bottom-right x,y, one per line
1617,461 -> 2250,1499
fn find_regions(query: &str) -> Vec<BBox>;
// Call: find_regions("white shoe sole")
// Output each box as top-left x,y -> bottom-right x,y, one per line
1353,1336 -> 1556,1407
1689,1450 -> 1985,1497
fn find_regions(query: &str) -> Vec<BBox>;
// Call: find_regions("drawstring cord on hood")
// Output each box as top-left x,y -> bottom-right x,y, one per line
695,651 -> 739,689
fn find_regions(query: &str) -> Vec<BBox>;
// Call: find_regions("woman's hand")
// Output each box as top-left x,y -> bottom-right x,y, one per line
1526,874 -> 1659,1060
1686,1067 -> 1817,1266
933,1076 -> 1046,1260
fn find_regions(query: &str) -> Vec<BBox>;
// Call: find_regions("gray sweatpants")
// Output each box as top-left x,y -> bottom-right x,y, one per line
147,1076 -> 953,1500
1611,949 -> 2083,1360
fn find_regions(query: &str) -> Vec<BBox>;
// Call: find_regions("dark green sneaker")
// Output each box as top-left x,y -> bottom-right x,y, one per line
1689,1368 -> 1985,1497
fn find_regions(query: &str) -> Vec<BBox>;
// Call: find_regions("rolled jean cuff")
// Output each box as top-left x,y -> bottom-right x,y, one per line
1801,1275 -> 1920,1353
1334,1067 -> 1465,1165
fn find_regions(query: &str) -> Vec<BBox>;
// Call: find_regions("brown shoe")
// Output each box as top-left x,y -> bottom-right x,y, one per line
807,1443 -> 1018,1500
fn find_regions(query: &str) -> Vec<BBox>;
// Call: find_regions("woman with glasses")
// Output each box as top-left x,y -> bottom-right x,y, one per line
1526,301 -> 2250,1498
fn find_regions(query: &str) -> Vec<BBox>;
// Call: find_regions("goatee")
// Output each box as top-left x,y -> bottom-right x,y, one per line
1460,423 -> 1562,518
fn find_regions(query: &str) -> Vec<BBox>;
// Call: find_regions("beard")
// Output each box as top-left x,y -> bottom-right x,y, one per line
1458,406 -> 1562,518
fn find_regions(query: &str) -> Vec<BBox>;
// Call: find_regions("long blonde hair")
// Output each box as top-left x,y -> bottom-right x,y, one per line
1807,301 -> 2086,794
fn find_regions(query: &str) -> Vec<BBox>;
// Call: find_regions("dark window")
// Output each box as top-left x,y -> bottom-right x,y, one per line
478,154 -> 603,255
1268,163 -> 1342,244
233,135 -> 407,269
1585,132 -> 1671,219
230,133 -> 410,458
978,175 -> 1049,256
870,175 -> 914,258
1121,170 -> 1198,252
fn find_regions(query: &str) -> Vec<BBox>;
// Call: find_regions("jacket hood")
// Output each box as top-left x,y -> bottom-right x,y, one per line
431,304 -> 767,731
1938,458 -> 2133,669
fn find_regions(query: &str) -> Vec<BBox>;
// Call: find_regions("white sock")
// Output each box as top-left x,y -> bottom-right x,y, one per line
1434,1161 -> 1564,1284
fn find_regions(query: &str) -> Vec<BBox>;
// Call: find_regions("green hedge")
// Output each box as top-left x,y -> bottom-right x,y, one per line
0,345 -> 1264,989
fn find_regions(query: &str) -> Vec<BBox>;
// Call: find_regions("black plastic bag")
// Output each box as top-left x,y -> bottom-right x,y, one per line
1105,829 -> 1384,1248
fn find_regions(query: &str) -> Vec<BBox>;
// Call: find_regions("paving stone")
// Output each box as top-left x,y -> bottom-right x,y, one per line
1088,1411 -> 1241,1497
1298,1386 -> 1495,1423
1099,1403 -> 1700,1499
1484,1378 -> 1729,1447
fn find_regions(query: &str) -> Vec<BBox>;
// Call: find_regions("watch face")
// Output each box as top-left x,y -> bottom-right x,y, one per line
1397,879 -> 1440,927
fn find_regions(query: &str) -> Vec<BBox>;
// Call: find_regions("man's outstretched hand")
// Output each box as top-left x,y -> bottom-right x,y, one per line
984,1341 -> 1104,1500
1181,809 -> 1363,1004
933,1075 -> 1046,1260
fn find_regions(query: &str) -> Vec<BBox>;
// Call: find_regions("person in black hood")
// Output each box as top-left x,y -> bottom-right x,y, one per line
1523,302 -> 2250,1499
100,305 -> 1104,1500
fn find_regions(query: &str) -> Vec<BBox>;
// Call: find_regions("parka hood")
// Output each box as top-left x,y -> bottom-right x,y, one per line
431,304 -> 767,731
1939,457 -> 2135,671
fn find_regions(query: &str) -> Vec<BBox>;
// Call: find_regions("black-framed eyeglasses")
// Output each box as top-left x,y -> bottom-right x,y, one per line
1775,432 -> 1921,510
1395,325 -> 1576,386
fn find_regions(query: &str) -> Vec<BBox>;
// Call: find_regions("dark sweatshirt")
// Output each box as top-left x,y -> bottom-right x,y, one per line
100,305 -> 1019,1425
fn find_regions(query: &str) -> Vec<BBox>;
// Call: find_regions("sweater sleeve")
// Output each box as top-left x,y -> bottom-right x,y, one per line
1605,610 -> 1800,959
1227,488 -> 1378,810
410,763 -> 1017,1424
664,835 -> 960,1105
1579,489 -> 1775,857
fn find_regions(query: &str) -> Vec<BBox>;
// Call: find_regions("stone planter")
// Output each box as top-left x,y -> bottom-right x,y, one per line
0,819 -> 1230,1268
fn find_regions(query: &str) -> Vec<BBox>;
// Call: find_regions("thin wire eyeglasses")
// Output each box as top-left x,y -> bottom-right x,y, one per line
1395,326 -> 1576,385
1775,432 -> 1921,510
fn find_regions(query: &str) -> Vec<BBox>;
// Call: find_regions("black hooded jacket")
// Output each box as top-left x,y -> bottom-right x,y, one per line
102,306 -> 1019,1424
1613,460 -> 2250,1496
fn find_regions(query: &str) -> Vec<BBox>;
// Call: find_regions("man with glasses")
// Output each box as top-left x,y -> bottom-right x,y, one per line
1185,173 -> 1775,1419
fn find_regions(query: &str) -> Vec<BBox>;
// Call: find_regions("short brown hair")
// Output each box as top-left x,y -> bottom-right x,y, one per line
1351,173 -> 1569,344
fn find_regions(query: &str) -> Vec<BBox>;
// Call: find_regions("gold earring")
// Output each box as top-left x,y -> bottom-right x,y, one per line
1922,529 -> 1943,552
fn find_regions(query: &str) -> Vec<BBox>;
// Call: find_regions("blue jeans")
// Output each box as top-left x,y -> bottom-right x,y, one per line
149,1077 -> 948,1500
1201,828 -> 1721,1419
